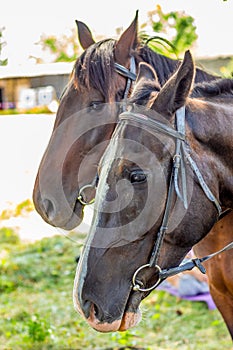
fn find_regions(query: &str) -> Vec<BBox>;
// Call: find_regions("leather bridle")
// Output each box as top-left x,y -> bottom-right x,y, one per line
77,57 -> 137,205
76,58 -> 233,291
117,107 -> 233,293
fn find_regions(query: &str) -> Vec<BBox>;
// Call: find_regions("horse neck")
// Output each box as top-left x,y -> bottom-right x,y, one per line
186,98 -> 233,208
137,46 -> 217,85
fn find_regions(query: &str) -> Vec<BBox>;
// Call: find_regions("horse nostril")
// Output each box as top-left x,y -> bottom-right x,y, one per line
82,300 -> 92,318
42,198 -> 56,220
93,303 -> 99,318
82,300 -> 102,320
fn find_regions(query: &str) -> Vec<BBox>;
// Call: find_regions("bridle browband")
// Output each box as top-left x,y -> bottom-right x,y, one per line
77,57 -> 137,205
118,108 -> 233,293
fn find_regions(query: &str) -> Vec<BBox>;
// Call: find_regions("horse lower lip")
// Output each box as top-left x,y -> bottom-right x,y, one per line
62,209 -> 84,230
118,310 -> 141,331
86,308 -> 141,332
118,289 -> 142,331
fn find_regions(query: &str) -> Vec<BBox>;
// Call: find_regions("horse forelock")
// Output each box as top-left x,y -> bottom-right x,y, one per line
73,39 -> 117,99
72,39 -> 181,101
129,80 -> 161,106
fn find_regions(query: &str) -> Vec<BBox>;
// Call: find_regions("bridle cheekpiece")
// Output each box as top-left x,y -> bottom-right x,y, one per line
118,106 -> 225,292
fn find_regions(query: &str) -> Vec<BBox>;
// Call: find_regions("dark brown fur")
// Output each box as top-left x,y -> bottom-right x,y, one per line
74,51 -> 233,338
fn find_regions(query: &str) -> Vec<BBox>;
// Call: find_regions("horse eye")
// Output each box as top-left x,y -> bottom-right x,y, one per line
130,170 -> 147,184
89,101 -> 104,111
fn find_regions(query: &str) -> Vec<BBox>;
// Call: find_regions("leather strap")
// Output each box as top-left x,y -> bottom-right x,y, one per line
118,107 -> 227,292
159,241 -> 233,280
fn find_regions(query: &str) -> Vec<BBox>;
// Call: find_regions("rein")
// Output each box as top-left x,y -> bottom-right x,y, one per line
118,108 -> 233,292
77,57 -> 136,205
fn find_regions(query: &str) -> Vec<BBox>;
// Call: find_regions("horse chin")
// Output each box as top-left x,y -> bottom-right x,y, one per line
118,290 -> 143,331
49,200 -> 84,231
118,310 -> 142,331
60,202 -> 84,230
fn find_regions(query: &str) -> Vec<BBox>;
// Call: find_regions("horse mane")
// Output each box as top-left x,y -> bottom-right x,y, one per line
191,78 -> 233,98
73,38 -> 218,100
135,45 -> 179,84
129,76 -> 233,108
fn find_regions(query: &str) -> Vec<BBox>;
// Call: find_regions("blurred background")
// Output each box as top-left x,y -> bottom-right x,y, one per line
0,1 -> 232,348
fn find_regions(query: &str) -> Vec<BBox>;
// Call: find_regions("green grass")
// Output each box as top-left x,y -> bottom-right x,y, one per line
0,106 -> 54,115
0,229 -> 232,350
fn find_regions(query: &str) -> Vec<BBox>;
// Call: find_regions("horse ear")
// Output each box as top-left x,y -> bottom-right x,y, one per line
76,20 -> 95,50
153,50 -> 195,116
114,10 -> 138,66
136,62 -> 159,84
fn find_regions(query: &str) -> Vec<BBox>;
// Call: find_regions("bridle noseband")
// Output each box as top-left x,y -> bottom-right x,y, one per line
118,107 -> 230,293
77,57 -> 137,206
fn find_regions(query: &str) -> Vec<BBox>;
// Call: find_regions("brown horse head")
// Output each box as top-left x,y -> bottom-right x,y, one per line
33,14 -> 139,230
33,13 -> 219,230
74,51 -> 233,332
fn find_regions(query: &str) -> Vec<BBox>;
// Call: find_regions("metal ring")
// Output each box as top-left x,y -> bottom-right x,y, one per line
77,184 -> 95,206
173,154 -> 181,161
132,264 -> 162,292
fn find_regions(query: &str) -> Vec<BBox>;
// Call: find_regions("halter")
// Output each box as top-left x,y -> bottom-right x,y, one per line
117,108 -> 232,293
77,57 -> 137,205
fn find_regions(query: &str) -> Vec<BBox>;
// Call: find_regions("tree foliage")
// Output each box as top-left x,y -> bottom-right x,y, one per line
36,28 -> 82,63
220,58 -> 233,77
140,5 -> 198,58
38,5 -> 198,63
0,27 -> 8,66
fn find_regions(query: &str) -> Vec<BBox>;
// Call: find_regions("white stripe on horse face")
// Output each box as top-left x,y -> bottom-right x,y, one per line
73,134 -> 119,309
